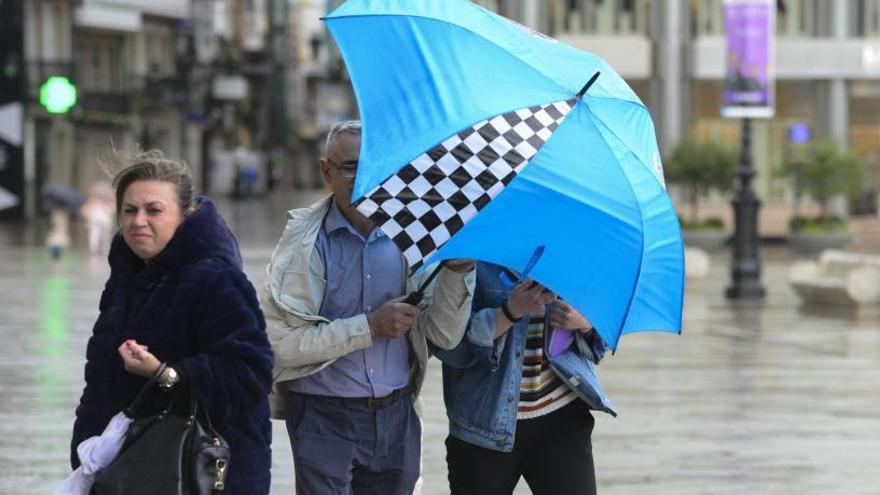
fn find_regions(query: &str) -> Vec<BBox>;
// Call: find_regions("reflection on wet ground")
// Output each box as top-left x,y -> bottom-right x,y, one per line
1,192 -> 879,494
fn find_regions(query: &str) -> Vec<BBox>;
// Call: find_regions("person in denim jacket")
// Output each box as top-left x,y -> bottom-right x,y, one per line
432,261 -> 616,495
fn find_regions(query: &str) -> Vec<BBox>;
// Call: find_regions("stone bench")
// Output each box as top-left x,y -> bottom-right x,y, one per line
789,249 -> 880,306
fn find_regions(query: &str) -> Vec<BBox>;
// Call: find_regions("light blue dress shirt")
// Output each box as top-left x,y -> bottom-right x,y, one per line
288,200 -> 411,398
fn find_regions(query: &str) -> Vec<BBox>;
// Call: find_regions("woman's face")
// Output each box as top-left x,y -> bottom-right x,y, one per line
120,180 -> 185,261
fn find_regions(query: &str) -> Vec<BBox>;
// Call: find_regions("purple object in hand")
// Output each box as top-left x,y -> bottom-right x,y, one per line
546,327 -> 575,358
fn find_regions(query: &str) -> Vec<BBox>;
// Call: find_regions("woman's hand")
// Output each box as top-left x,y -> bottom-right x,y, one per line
548,300 -> 592,330
505,278 -> 556,320
118,339 -> 162,378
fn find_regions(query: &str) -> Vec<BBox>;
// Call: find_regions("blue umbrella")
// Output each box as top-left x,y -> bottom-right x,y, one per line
325,0 -> 684,350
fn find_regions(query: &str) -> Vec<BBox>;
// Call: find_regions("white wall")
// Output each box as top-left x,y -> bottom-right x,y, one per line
554,34 -> 652,79
693,36 -> 880,80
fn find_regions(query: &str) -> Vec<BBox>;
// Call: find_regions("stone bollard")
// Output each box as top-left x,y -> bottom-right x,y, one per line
846,267 -> 880,304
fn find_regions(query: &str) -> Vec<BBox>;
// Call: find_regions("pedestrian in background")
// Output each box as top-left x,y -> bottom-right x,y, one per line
41,182 -> 82,260
261,120 -> 475,494
433,261 -> 616,495
45,207 -> 71,260
69,149 -> 273,494
80,180 -> 115,256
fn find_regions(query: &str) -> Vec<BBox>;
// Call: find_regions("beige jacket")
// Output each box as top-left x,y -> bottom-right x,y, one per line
261,196 -> 475,419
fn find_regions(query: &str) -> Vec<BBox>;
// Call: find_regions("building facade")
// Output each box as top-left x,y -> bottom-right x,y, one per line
16,0 -> 291,218
287,0 -> 358,190
22,0 -> 192,218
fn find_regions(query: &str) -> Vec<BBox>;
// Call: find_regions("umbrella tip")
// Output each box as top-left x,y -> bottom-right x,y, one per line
576,72 -> 601,99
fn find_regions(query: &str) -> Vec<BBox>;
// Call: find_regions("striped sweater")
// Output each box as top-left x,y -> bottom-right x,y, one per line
517,312 -> 576,420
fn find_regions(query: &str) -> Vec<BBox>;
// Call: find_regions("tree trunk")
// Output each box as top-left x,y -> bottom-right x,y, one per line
689,187 -> 699,226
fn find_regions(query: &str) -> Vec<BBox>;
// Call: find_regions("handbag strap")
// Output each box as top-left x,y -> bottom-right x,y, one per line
123,362 -> 168,418
188,391 -> 220,435
123,362 -> 222,438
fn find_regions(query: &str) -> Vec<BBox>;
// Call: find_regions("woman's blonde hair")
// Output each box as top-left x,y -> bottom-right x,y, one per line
107,149 -> 195,214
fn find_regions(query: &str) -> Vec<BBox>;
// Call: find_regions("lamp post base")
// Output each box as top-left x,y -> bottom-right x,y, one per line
726,282 -> 766,299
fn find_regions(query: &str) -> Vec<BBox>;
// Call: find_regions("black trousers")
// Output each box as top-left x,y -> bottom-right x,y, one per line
446,400 -> 596,495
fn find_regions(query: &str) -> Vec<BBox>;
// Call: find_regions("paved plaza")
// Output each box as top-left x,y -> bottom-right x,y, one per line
1,191 -> 879,494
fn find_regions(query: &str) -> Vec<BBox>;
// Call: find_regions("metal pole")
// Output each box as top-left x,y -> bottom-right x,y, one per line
726,118 -> 766,298
522,0 -> 539,29
661,0 -> 683,154
268,0 -> 289,191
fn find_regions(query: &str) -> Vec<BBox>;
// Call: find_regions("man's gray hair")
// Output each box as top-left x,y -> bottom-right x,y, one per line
324,120 -> 362,156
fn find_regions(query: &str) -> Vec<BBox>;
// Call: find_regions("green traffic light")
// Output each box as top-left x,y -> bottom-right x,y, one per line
39,76 -> 77,114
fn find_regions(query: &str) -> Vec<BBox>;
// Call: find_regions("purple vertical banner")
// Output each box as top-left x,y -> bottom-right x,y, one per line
722,0 -> 775,118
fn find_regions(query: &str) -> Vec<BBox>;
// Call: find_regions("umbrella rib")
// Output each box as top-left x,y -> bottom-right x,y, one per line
584,93 -> 652,113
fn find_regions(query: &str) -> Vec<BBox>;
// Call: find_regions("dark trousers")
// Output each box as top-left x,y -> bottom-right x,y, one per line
282,390 -> 421,495
446,400 -> 596,495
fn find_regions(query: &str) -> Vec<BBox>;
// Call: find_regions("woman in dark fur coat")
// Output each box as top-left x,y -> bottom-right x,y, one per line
69,150 -> 273,494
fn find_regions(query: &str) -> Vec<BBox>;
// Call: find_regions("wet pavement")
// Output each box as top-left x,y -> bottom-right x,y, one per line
1,191 -> 879,494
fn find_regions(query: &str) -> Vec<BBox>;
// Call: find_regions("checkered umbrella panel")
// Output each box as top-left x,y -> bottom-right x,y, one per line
356,99 -> 575,270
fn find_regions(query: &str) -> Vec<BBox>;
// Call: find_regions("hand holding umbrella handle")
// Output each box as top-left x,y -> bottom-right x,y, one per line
401,260 -> 448,307
507,279 -> 556,317
402,291 -> 424,306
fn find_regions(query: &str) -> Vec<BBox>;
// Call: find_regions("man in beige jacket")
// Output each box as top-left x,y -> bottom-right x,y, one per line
262,121 -> 475,494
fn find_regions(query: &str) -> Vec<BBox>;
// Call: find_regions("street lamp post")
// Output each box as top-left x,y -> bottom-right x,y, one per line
726,118 -> 766,298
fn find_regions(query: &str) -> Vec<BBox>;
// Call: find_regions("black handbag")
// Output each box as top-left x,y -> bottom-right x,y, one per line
92,363 -> 231,495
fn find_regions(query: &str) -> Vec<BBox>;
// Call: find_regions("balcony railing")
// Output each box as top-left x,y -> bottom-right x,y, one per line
693,0 -> 835,37
854,0 -> 880,36
128,74 -> 187,104
549,0 -> 652,36
694,0 -> 880,38
79,91 -> 131,115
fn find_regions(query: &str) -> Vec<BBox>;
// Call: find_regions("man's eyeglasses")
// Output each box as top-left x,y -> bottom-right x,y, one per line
328,159 -> 358,179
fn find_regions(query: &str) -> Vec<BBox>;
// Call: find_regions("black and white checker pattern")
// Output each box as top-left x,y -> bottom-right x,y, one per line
356,98 -> 576,270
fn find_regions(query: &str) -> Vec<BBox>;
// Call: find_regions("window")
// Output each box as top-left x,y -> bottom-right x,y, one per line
77,35 -> 124,92
550,0 -> 651,36
855,0 -> 880,36
693,0 -> 831,37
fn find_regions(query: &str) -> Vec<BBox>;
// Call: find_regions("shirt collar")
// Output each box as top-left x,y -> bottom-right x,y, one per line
324,199 -> 386,242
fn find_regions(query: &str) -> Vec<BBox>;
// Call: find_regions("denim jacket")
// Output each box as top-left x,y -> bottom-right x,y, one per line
431,262 -> 616,452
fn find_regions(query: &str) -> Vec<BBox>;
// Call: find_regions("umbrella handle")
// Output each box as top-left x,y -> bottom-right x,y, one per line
402,291 -> 424,306
401,260 -> 448,306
